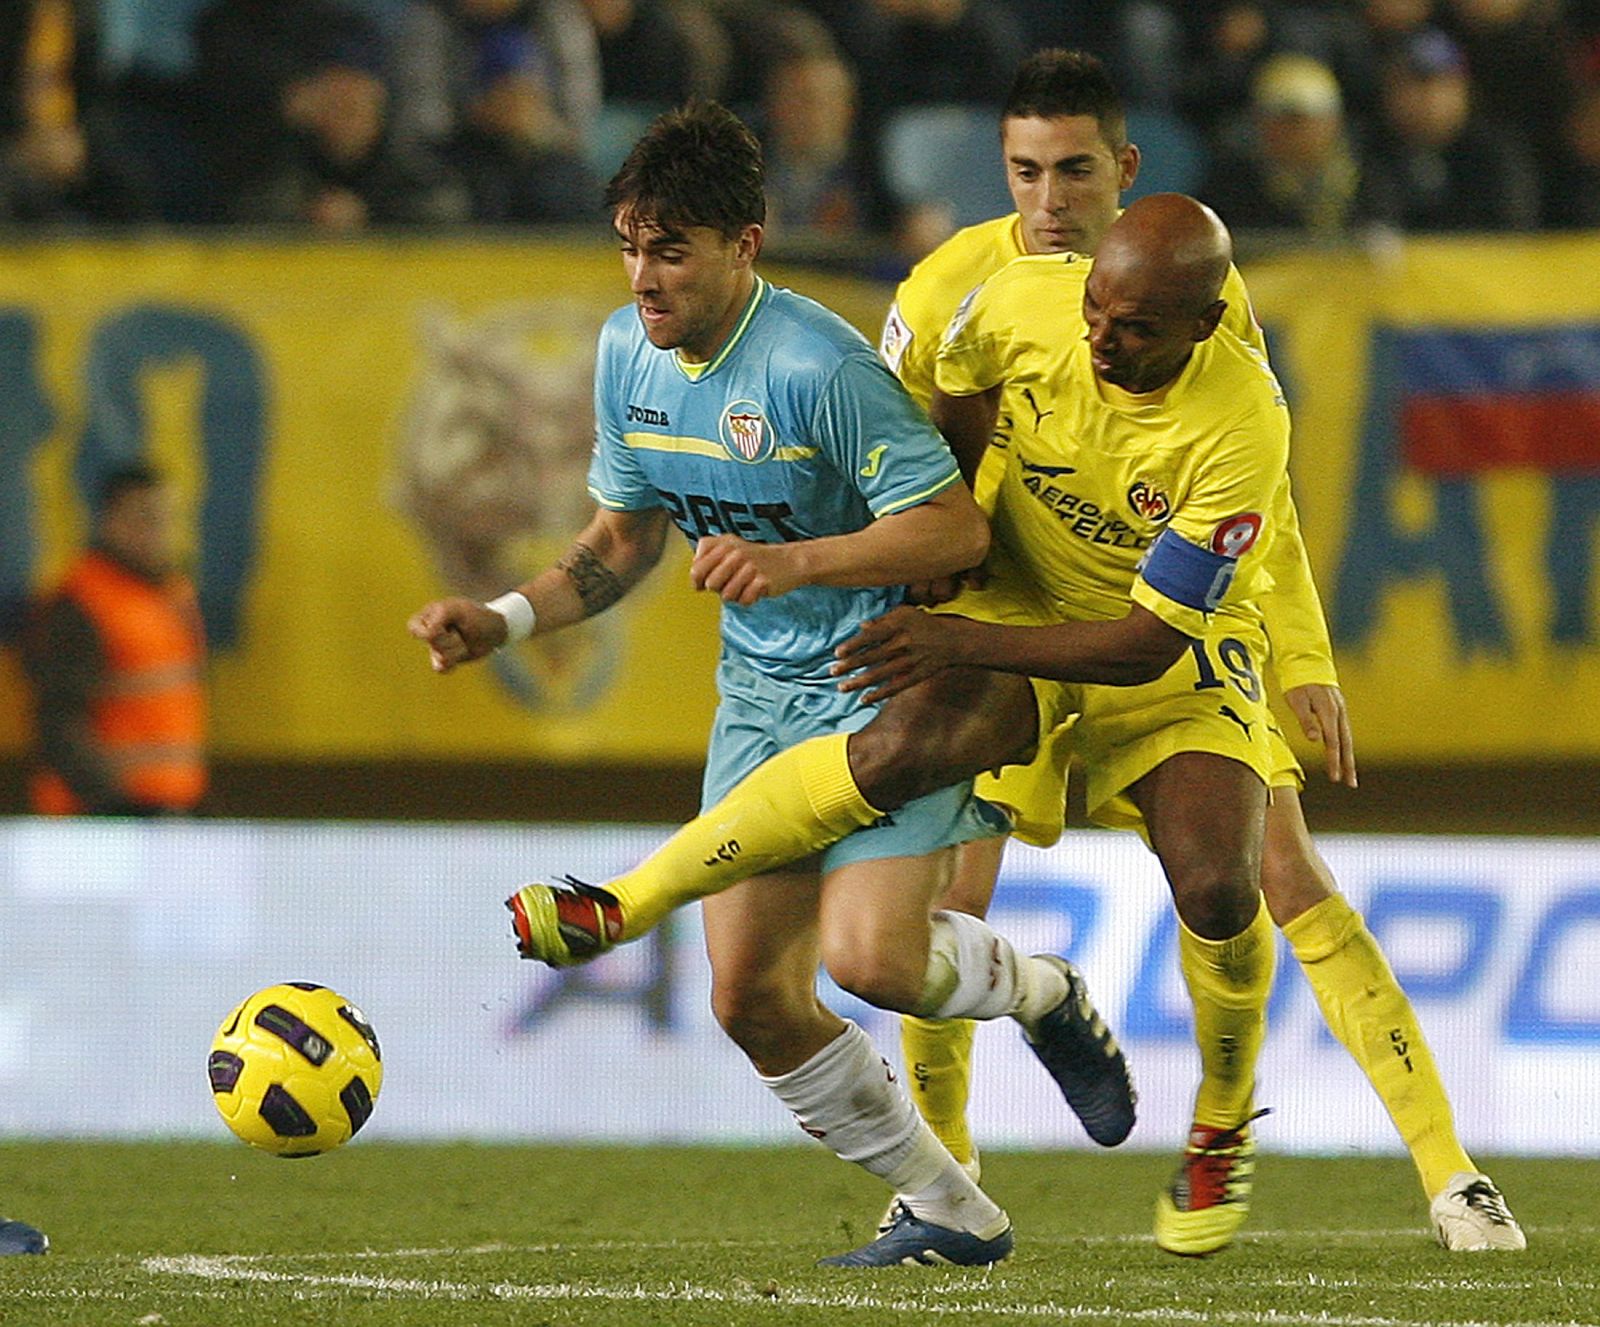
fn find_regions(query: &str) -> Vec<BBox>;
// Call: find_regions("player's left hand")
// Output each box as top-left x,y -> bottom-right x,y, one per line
832,605 -> 971,703
1285,683 -> 1358,788
690,535 -> 801,606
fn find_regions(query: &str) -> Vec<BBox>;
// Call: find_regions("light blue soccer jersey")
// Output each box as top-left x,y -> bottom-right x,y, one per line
588,275 -> 962,680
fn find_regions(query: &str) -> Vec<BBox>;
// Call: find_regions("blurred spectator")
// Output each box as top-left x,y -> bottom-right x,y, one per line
0,0 -> 147,224
390,0 -> 601,160
1343,0 -> 1439,123
1441,0 -> 1578,227
94,0 -> 217,221
1366,26 -> 1540,231
446,23 -> 599,222
1201,53 -> 1396,239
862,0 -> 1026,114
700,2 -> 837,110
1175,3 -> 1277,141
1549,80 -> 1600,226
581,0 -> 727,105
1177,3 -> 1374,148
23,464 -> 207,817
1007,4 -> 1184,106
194,0 -> 467,230
789,0 -> 887,70
1577,0 -> 1600,75
760,44 -> 885,239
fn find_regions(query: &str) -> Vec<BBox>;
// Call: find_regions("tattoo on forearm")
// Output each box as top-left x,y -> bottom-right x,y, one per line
558,542 -> 626,617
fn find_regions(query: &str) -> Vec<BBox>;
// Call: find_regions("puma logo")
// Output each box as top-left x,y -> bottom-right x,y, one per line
1219,705 -> 1253,738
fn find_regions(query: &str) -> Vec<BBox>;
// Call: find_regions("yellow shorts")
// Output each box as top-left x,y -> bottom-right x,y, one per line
943,568 -> 1303,848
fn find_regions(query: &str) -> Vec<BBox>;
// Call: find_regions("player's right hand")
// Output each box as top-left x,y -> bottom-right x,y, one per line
407,598 -> 508,673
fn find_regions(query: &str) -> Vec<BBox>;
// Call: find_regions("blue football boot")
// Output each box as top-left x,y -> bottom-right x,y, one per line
820,1202 -> 1013,1268
0,1220 -> 48,1255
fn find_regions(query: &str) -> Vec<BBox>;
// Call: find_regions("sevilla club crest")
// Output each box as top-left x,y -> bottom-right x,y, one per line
720,399 -> 775,464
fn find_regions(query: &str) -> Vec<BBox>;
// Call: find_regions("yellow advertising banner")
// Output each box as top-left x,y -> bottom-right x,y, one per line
0,239 -> 885,762
1243,235 -> 1600,760
0,235 -> 1596,764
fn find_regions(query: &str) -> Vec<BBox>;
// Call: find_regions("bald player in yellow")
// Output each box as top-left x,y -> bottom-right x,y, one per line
875,48 -> 1522,1255
829,193 -> 1282,1254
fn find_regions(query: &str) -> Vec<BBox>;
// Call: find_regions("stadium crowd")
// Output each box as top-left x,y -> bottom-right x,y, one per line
3,1 -> 1599,257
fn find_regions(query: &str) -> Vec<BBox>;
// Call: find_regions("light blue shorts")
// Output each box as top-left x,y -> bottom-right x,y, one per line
701,654 -> 1008,874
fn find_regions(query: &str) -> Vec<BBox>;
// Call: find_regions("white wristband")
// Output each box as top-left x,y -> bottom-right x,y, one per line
485,591 -> 536,644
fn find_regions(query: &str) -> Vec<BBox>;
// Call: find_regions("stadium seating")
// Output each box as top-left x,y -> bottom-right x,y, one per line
879,104 -> 1012,230
585,102 -> 669,184
1122,106 -> 1209,202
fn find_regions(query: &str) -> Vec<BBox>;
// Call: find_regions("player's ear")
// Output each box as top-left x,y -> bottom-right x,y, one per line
737,223 -> 764,266
1194,299 -> 1226,343
1117,142 -> 1140,192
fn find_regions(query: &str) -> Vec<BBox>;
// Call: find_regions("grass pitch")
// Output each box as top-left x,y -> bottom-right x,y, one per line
0,1143 -> 1595,1326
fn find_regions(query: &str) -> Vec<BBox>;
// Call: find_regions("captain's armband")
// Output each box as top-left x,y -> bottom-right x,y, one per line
1138,530 -> 1236,614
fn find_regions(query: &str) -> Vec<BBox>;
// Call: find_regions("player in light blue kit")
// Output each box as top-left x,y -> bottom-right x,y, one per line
410,102 -> 1124,1267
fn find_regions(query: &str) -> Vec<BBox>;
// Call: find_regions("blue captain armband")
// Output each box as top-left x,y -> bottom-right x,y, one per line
1137,528 -> 1237,614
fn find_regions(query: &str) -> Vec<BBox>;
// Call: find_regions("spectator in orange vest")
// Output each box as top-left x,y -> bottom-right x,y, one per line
23,463 -> 208,816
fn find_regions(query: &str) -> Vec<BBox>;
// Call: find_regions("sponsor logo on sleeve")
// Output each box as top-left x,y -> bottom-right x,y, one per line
1210,512 -> 1263,557
879,303 -> 912,373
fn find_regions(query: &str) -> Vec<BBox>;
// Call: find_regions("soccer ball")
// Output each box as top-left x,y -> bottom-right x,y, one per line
207,983 -> 383,1158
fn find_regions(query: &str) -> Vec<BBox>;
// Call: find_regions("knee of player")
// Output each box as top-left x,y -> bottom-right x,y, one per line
848,688 -> 1002,810
846,717 -> 937,809
1259,839 -> 1333,924
821,938 -> 923,1015
710,978 -> 802,1059
1169,868 -> 1262,938
1260,814 -> 1338,925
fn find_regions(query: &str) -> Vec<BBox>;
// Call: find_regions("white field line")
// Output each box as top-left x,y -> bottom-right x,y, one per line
177,1225 -> 1591,1259
139,1254 -> 1600,1327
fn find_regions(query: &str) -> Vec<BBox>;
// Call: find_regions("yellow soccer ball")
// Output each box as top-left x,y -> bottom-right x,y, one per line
207,983 -> 383,1157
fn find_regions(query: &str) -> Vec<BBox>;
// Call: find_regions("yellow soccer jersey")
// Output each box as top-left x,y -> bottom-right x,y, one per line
881,215 -> 1025,412
886,218 -> 1336,689
882,214 -> 1267,410
934,252 -> 1290,639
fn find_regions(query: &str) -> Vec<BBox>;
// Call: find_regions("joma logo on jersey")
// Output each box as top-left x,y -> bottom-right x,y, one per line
719,399 -> 775,464
1127,480 -> 1171,522
626,403 -> 670,426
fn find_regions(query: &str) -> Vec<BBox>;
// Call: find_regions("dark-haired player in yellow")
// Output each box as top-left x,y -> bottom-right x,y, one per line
875,49 -> 1520,1254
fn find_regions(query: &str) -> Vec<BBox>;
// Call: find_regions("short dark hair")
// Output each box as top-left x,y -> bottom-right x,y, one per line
94,463 -> 163,516
604,100 -> 766,239
1003,49 -> 1127,152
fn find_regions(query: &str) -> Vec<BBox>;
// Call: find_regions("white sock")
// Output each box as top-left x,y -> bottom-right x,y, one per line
760,1021 -> 1007,1237
918,910 -> 1069,1032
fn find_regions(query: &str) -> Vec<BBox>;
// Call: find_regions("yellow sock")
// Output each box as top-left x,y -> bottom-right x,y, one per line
1283,893 -> 1474,1197
901,1015 -> 977,1165
606,732 -> 881,935
1180,898 -> 1275,1128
